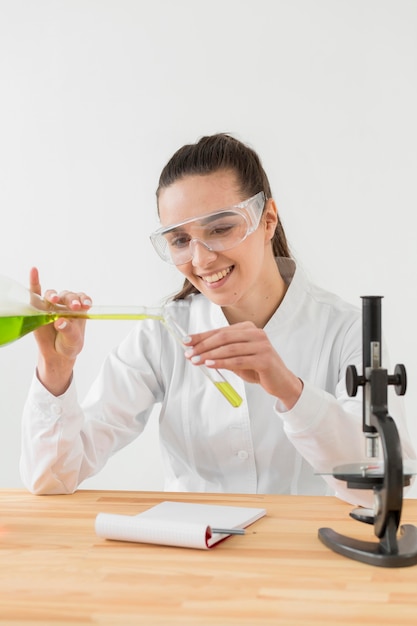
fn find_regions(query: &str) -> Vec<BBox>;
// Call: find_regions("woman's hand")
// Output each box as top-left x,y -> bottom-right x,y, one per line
29,267 -> 92,396
183,321 -> 303,410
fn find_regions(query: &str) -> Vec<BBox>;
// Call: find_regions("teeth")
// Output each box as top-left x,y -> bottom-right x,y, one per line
203,267 -> 232,284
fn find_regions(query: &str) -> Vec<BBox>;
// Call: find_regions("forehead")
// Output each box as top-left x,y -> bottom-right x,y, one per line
158,172 -> 243,228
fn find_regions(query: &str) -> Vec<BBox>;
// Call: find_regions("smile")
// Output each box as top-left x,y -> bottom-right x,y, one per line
200,266 -> 233,284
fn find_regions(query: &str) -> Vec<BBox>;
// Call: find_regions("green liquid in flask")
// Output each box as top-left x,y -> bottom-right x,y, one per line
0,311 -> 163,348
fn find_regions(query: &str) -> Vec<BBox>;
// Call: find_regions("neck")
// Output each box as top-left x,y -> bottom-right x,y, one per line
222,259 -> 288,328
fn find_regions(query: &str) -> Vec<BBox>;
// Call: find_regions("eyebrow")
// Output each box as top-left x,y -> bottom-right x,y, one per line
163,210 -> 239,235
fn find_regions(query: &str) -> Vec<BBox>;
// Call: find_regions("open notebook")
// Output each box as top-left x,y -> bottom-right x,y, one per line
95,501 -> 266,549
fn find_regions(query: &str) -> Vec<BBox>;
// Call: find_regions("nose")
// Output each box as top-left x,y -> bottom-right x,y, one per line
190,239 -> 217,265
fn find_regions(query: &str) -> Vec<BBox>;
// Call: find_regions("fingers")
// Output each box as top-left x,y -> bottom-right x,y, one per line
182,323 -> 299,403
43,289 -> 93,309
52,306 -> 88,360
53,315 -> 86,341
29,268 -> 92,309
184,321 -> 255,348
184,322 -> 261,367
29,267 -> 42,296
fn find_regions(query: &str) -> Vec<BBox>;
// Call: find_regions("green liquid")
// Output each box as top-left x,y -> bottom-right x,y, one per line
214,381 -> 243,408
0,312 -> 163,348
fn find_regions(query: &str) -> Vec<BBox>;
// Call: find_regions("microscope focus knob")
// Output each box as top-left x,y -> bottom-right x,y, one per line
346,365 -> 366,397
346,365 -> 360,397
390,363 -> 407,396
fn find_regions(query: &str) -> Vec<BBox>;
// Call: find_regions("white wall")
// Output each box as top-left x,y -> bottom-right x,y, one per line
0,0 -> 416,495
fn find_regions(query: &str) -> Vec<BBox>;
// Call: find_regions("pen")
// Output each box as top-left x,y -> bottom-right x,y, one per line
210,527 -> 245,535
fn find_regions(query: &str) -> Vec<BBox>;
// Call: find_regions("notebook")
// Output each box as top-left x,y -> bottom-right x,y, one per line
95,500 -> 266,549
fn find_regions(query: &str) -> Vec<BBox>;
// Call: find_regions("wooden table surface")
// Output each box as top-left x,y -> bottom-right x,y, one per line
1,489 -> 417,625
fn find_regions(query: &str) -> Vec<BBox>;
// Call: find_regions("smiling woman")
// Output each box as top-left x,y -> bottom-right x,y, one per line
20,133 -> 416,505
156,169 -> 283,323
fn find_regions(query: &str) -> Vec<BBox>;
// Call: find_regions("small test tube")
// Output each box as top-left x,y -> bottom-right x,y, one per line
162,314 -> 242,408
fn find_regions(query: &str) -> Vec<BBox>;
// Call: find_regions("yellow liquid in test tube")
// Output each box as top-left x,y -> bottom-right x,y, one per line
214,381 -> 242,408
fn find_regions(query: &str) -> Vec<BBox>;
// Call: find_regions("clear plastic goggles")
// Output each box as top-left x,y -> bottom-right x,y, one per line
150,191 -> 265,265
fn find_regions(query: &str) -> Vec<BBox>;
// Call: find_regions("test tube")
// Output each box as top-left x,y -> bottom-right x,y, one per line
162,314 -> 242,408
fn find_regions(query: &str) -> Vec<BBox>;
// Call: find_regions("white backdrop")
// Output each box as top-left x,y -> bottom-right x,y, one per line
0,0 -> 416,496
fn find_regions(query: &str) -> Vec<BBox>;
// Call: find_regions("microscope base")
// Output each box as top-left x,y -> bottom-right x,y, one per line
318,524 -> 417,568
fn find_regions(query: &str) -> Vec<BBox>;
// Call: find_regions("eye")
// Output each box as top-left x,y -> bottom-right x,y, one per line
206,217 -> 241,238
167,233 -> 191,249
209,224 -> 235,237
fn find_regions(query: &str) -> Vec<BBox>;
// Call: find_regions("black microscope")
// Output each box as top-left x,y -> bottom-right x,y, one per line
319,296 -> 417,567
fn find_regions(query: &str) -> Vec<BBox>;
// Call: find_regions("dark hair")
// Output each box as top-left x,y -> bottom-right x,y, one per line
156,133 -> 291,300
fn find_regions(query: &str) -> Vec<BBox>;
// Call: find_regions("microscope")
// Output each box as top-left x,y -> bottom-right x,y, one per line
319,296 -> 417,567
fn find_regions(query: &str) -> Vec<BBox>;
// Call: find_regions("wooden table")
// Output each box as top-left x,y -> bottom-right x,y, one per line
1,489 -> 417,625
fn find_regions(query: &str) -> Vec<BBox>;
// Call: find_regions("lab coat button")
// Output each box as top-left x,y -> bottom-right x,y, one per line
237,450 -> 249,460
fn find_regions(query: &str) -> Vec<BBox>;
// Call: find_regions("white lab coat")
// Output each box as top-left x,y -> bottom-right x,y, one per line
20,258 -> 415,504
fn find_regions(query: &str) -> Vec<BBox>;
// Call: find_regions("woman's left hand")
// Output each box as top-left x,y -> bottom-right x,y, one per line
183,322 -> 303,410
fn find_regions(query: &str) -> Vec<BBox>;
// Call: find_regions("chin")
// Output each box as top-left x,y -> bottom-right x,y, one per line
202,290 -> 240,308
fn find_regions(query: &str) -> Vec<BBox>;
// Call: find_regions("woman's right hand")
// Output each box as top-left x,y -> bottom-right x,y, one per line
29,267 -> 92,396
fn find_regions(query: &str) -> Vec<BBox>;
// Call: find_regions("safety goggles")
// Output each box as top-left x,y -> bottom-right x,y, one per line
150,191 -> 265,265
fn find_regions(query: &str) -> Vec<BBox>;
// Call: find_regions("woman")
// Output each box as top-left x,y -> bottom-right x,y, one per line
20,133 -> 415,503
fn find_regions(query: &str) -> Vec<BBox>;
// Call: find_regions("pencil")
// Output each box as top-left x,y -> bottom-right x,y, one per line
210,527 -> 245,535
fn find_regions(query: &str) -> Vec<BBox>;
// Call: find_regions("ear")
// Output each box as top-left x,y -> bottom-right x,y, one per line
263,198 -> 278,241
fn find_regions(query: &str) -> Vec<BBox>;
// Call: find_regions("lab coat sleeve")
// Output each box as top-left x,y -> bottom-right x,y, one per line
275,380 -> 416,507
20,374 -> 87,494
20,322 -> 164,495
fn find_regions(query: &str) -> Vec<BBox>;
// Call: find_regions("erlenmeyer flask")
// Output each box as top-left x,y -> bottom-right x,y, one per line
0,274 -> 163,347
